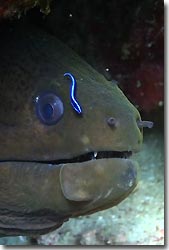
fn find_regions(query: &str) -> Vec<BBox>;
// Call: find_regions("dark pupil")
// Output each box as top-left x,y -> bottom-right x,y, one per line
42,103 -> 53,119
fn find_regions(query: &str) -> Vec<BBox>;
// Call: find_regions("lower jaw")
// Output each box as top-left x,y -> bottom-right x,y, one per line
0,157 -> 138,205
0,157 -> 138,235
0,156 -> 138,202
60,157 -> 138,205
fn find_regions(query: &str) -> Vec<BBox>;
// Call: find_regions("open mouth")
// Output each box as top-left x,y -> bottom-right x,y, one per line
38,150 -> 132,165
0,151 -> 132,165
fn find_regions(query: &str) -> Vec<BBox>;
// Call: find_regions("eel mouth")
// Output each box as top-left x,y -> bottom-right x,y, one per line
38,150 -> 132,165
0,151 -> 132,165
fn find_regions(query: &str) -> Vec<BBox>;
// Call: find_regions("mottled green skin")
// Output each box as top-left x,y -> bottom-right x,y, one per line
0,22 -> 143,236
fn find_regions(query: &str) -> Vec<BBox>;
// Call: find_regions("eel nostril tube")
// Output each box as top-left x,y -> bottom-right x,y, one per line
137,120 -> 154,129
107,117 -> 118,128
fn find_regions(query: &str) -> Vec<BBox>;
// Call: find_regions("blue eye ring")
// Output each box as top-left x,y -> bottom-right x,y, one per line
35,92 -> 64,125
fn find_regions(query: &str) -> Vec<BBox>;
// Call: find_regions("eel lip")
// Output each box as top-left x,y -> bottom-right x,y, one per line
58,151 -> 137,203
60,157 -> 138,203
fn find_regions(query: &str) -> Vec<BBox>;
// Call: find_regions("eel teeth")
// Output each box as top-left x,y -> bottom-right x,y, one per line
91,152 -> 98,160
94,152 -> 98,158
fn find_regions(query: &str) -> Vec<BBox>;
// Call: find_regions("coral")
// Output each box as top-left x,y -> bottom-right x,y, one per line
0,0 -> 51,18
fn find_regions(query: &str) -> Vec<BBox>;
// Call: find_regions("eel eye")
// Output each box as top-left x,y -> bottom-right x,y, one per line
35,92 -> 64,125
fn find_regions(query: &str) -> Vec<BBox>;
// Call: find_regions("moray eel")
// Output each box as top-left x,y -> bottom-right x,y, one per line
0,21 -> 143,236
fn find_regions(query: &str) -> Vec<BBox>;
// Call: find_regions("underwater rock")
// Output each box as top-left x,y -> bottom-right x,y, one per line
0,0 -> 51,18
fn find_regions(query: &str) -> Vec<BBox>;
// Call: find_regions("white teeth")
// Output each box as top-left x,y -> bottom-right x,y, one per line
94,152 -> 97,158
91,152 -> 98,160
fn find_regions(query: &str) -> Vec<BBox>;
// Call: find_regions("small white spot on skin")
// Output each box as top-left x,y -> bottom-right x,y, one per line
117,176 -> 134,189
76,190 -> 89,200
89,106 -> 93,110
158,101 -> 163,107
69,13 -> 73,17
105,68 -> 109,72
128,179 -> 134,187
117,183 -> 121,188
81,135 -> 90,145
